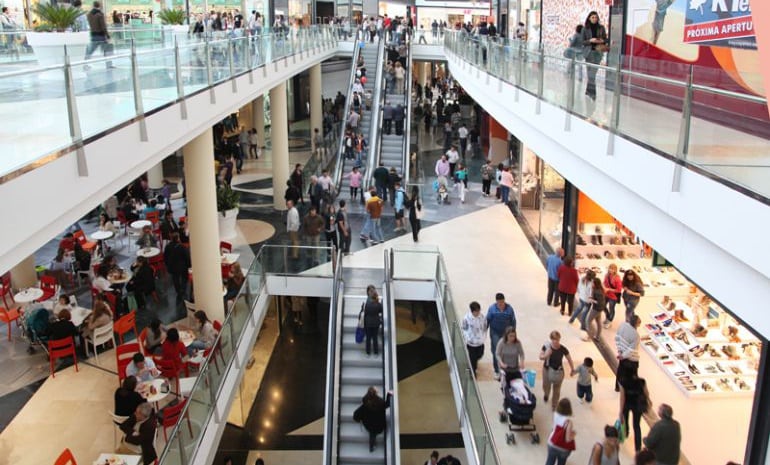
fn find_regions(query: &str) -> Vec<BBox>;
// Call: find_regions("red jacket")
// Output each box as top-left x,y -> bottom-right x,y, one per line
557,265 -> 579,294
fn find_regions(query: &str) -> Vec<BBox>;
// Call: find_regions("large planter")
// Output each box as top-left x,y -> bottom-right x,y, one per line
165,24 -> 190,43
27,31 -> 90,68
218,207 -> 239,240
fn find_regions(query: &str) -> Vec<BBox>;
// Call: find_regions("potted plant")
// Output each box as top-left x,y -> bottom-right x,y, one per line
27,3 -> 91,69
217,185 -> 241,240
158,9 -> 189,38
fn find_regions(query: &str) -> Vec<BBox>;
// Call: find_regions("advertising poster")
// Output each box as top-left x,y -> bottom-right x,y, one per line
539,0 -> 609,53
682,0 -> 755,49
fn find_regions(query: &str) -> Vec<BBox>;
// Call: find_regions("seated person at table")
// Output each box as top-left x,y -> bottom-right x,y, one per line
141,199 -> 158,220
224,262 -> 245,302
144,318 -> 166,355
188,311 -> 219,354
114,375 -> 146,417
99,212 -> 117,234
127,256 -> 155,310
121,197 -> 139,223
92,264 -> 114,293
48,248 -> 72,288
58,233 -> 76,252
135,225 -> 158,249
72,242 -> 91,275
160,210 -> 180,240
82,294 -> 113,339
48,309 -> 88,358
53,294 -> 73,314
126,352 -> 160,382
119,402 -> 158,465
160,328 -> 189,375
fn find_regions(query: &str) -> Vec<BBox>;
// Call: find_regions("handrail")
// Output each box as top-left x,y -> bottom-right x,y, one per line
402,40 -> 413,185
323,248 -> 344,465
363,37 -> 386,190
332,26 -> 363,190
382,249 -> 401,465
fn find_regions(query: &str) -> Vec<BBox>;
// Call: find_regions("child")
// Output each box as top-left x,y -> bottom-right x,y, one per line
454,164 -> 467,203
576,357 -> 598,404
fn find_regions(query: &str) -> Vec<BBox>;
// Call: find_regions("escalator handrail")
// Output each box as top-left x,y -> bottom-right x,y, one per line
323,249 -> 344,465
332,26 -> 363,189
382,249 -> 401,465
362,37 -> 387,190
402,40 -> 413,186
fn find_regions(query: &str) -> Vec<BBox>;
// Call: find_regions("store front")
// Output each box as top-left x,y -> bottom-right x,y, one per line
513,143 -> 765,464
413,0 -> 491,30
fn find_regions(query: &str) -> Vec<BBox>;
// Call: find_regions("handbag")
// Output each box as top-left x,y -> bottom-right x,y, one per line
415,202 -> 424,219
549,420 -> 576,450
355,326 -> 365,344
596,43 -> 609,53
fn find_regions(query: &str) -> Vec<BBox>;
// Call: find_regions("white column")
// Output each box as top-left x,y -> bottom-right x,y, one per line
183,129 -> 226,322
11,255 -> 37,289
417,60 -> 426,87
253,95 -> 266,148
147,160 -> 164,190
270,82 -> 290,211
309,63 -> 323,145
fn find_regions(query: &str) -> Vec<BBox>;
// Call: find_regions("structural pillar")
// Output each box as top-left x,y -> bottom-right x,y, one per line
11,255 -> 38,289
417,61 -> 426,87
309,64 -> 323,144
147,160 -> 164,190
183,129 -> 226,322
253,95 -> 266,148
270,82 -> 290,211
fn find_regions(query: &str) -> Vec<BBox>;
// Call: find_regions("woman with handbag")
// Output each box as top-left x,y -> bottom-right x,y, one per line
405,186 -> 423,242
581,11 -> 607,100
619,373 -> 650,453
545,398 -> 576,465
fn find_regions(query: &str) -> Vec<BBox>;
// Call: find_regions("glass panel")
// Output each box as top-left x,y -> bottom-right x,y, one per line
259,244 -> 335,276
208,38 -> 231,83
542,54 -> 571,110
390,247 -> 439,280
177,42 -> 208,96
73,53 -> 137,140
135,48 -> 177,113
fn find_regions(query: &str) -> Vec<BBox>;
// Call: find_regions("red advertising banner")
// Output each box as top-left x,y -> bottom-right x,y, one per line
683,15 -> 755,44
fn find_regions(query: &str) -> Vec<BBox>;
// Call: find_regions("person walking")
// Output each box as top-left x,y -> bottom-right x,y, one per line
581,11 -> 607,100
557,256 -> 579,316
405,186 -> 422,242
546,248 -> 564,307
566,25 -> 585,81
539,331 -> 576,410
163,232 -> 191,303
454,163 -> 467,203
382,101 -> 394,135
618,372 -> 650,453
362,288 -> 383,356
615,314 -> 641,391
462,301 -> 487,376
373,162 -> 389,202
499,166 -> 513,204
495,326 -> 525,380
249,128 -> 259,158
643,404 -> 681,465
393,103 -> 405,135
365,187 -> 384,244
343,166 -> 364,202
588,425 -> 620,465
575,357 -> 598,404
480,159 -> 494,197
354,386 -> 392,452
545,398 -> 576,465
84,1 -> 114,70
602,263 -> 622,329
585,277 -> 606,340
290,164 -> 305,205
302,206 -> 325,260
621,269 -> 645,320
393,181 -> 406,232
286,200 -> 300,259
486,293 -> 516,380
457,123 -> 468,158
336,200 -> 351,254
569,269 -> 595,329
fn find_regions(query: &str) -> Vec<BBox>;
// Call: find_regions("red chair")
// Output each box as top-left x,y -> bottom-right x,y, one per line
116,342 -> 141,385
48,337 -> 79,378
149,254 -> 166,277
160,398 -> 193,441
37,275 -> 58,302
146,210 -> 160,225
0,283 -> 18,312
114,310 -> 138,344
54,448 -> 77,465
73,230 -> 97,254
138,327 -> 149,355
0,306 -> 21,341
211,320 -> 226,366
103,292 -> 119,319
221,263 -> 232,280
155,358 -> 184,393
220,241 -> 233,253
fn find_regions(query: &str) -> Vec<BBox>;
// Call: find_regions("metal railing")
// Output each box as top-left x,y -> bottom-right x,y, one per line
402,41 -> 413,186
382,249 -> 401,465
323,248 -> 344,465
389,246 -> 501,465
443,31 -> 770,202
331,26 -> 362,190
0,25 -> 341,183
363,37 -> 386,190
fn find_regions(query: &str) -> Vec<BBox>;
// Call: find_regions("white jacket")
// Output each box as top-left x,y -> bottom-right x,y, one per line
615,322 -> 640,361
462,311 -> 488,347
577,278 -> 593,303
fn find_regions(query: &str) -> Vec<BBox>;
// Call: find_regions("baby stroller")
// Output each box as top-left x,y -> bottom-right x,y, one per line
24,305 -> 53,355
433,176 -> 450,204
498,369 -> 540,445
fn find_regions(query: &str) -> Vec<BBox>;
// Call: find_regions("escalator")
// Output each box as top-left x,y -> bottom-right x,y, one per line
324,255 -> 399,465
334,37 -> 386,199
374,42 -> 412,185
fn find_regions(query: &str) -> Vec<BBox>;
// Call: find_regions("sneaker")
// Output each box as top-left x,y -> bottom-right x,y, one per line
544,395 -> 549,402
603,321 -> 612,329
494,372 -> 500,380
578,398 -> 584,404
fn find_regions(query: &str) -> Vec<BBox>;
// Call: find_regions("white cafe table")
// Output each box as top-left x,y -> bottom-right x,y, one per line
221,253 -> 240,265
93,453 -> 141,465
136,247 -> 160,258
130,220 -> 152,230
137,378 -> 170,410
14,288 -> 43,310
91,230 -> 115,241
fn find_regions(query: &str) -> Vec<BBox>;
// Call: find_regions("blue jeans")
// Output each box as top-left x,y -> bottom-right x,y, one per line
577,383 -> 593,402
624,297 -> 639,321
490,331 -> 502,374
606,298 -> 618,322
545,445 -> 571,465
187,340 -> 207,355
568,299 -> 589,329
370,218 -> 384,242
360,213 -> 372,238
501,186 -> 510,203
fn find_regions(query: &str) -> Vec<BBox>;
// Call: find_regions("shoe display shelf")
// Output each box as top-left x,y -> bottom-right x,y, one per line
640,300 -> 759,398
576,250 -> 691,297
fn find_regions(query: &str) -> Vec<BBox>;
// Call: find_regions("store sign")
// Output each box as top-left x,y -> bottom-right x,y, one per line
683,0 -> 756,49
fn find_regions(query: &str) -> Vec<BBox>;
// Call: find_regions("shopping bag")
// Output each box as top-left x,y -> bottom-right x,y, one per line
358,40 -> 365,49
614,419 -> 627,443
523,369 -> 536,388
355,326 -> 365,344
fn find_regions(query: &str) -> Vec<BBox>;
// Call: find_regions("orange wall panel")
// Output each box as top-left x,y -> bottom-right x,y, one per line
577,192 -> 614,223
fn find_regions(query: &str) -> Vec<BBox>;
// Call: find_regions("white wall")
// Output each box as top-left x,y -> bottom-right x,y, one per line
0,42 -> 341,275
444,51 -> 770,339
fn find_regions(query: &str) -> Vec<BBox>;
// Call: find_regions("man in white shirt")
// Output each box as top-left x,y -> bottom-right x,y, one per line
445,145 -> 460,179
125,353 -> 159,382
347,109 -> 360,129
457,123 -> 469,158
286,200 -> 300,259
614,314 -> 641,391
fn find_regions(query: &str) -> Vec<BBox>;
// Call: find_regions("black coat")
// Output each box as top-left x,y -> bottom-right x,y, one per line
362,300 -> 382,328
356,393 -> 392,435
164,242 -> 191,275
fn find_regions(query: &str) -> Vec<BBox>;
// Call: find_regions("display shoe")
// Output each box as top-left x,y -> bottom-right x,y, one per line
616,250 -> 625,259
603,250 -> 614,259
661,296 -> 671,305
597,235 -> 603,245
730,365 -> 743,375
736,379 -> 750,391
715,362 -> 725,373
705,365 -> 717,373
701,382 -> 714,392
577,235 -> 587,245
665,343 -> 674,352
591,236 -> 597,245
718,378 -> 733,391
667,302 -> 676,311
688,363 -> 701,375
675,331 -> 690,345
